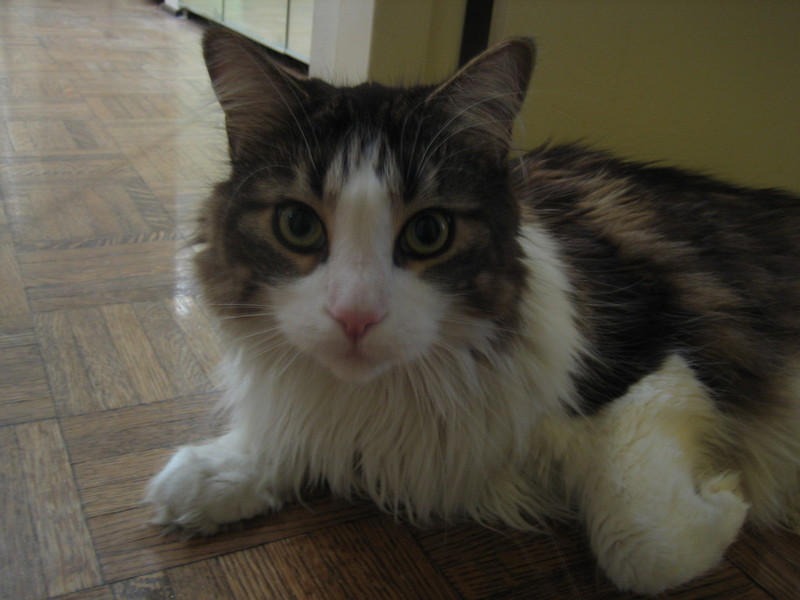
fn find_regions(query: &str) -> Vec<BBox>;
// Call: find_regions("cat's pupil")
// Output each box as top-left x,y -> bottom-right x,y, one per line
401,210 -> 452,258
274,203 -> 324,252
287,208 -> 313,238
415,216 -> 442,247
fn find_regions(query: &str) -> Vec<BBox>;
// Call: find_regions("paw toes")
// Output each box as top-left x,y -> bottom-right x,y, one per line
145,443 -> 275,534
701,472 -> 742,496
699,473 -> 749,531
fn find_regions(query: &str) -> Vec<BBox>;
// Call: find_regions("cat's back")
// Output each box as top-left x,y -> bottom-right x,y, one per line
514,144 -> 800,411
518,144 -> 798,244
516,144 -> 800,284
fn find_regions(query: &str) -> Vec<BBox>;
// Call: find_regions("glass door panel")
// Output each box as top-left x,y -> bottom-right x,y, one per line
287,0 -> 313,61
180,0 -> 313,63
181,0 -> 223,22
223,0 -> 289,52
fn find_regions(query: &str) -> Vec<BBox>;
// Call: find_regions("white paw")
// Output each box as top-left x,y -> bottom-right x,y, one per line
595,473 -> 749,595
699,472 -> 749,536
146,440 -> 282,535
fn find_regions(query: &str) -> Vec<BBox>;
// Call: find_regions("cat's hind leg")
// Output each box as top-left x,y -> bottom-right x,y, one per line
146,430 -> 284,535
570,354 -> 749,595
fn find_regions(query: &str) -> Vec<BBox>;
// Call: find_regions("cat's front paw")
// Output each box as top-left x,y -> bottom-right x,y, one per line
146,439 -> 282,535
698,472 -> 750,533
596,472 -> 748,595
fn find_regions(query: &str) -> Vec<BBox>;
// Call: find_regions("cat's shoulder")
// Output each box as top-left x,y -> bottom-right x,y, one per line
514,143 -> 800,230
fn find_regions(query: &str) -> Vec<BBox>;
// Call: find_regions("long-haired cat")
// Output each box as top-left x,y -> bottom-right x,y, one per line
147,29 -> 800,594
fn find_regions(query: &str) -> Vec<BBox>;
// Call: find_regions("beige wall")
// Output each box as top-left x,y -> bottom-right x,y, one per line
310,0 -> 465,85
369,0 -> 466,84
491,1 -> 800,193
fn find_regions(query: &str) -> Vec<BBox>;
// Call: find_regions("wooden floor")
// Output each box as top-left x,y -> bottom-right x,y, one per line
1,1 -> 798,598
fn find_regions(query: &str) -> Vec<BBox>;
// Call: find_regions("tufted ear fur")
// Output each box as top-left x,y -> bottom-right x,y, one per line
202,28 -> 310,161
428,38 -> 536,159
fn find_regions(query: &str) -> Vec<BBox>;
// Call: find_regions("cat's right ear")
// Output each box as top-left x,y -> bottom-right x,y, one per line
203,28 -> 309,161
427,38 -> 535,160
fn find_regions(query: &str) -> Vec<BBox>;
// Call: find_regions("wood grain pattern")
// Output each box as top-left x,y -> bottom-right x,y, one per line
20,239 -> 179,311
131,299 -> 217,397
215,517 -> 460,599
0,312 -> 36,349
0,341 -> 53,425
67,306 -> 141,411
166,559 -> 237,600
34,309 -> 100,416
0,192 -> 12,246
91,499 -> 378,583
0,425 -> 49,600
416,522 -> 776,600
0,241 -> 29,315
15,420 -> 103,597
7,182 -> 173,243
61,394 -> 222,464
52,587 -> 115,600
727,527 -> 800,600
0,1 -> 797,599
99,303 -> 177,404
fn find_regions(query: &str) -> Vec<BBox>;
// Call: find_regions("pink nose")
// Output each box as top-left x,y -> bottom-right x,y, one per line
330,308 -> 385,342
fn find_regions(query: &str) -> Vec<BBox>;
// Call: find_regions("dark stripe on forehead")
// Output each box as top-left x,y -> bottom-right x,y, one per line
374,140 -> 395,181
307,159 -> 327,199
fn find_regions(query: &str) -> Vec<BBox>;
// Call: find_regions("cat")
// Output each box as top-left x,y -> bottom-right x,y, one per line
146,28 -> 800,595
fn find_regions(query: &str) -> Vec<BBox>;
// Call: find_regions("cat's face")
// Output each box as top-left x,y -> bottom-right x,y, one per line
197,31 -> 534,382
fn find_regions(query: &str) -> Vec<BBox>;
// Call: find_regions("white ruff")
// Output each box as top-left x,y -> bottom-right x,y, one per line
216,220 -> 586,527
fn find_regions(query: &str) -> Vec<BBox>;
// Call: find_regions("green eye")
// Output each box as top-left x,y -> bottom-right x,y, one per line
401,210 -> 453,258
274,203 -> 325,252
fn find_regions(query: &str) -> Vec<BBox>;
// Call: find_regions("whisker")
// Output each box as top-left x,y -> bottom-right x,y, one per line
399,94 -> 435,180
236,331 -> 293,364
207,301 -> 277,309
414,91 -> 525,175
231,326 -> 284,346
229,163 -> 295,201
271,345 -> 304,379
219,312 -> 278,321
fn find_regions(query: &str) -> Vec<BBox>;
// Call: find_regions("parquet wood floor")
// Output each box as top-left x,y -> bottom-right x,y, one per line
1,1 -> 798,599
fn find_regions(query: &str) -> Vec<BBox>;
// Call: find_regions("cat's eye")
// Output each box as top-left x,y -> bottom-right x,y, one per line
400,210 -> 453,258
274,202 -> 326,253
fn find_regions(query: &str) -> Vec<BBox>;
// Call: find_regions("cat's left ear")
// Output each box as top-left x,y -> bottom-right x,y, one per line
428,38 -> 535,159
203,28 -> 311,161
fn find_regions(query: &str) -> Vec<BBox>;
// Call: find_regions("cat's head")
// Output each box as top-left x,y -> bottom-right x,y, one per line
197,30 -> 535,382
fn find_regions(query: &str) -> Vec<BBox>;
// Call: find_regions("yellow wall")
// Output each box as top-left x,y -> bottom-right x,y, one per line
490,1 -> 800,193
310,0 -> 466,86
369,0 -> 466,84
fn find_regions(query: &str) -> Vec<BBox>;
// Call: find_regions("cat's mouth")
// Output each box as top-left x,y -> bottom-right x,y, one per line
322,343 -> 394,383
